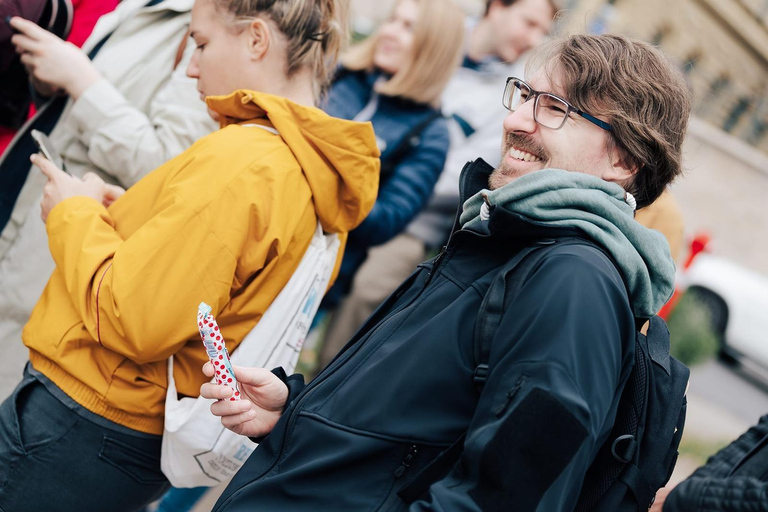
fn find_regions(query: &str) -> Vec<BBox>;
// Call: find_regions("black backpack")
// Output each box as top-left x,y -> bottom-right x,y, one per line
474,238 -> 690,511
397,237 -> 690,510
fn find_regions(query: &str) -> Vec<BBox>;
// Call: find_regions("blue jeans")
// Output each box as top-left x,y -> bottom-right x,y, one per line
0,369 -> 170,511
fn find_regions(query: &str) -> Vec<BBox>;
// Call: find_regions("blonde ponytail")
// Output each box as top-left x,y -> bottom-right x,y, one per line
214,0 -> 350,97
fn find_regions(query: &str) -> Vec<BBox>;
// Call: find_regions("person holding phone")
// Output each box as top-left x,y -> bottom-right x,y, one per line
0,0 -> 378,510
0,0 -> 216,402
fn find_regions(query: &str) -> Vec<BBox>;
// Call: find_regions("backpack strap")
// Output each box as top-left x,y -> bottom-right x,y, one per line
472,240 -> 552,389
473,236 -> 601,389
645,315 -> 671,375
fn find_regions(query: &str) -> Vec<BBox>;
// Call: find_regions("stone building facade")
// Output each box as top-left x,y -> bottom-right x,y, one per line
559,0 -> 768,153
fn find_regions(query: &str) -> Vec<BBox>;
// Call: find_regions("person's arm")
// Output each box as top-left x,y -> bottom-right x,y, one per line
350,117 -> 449,246
67,39 -> 216,186
38,155 -> 261,365
411,250 -> 635,511
663,477 -> 768,512
659,414 -> 768,511
11,16 -> 215,186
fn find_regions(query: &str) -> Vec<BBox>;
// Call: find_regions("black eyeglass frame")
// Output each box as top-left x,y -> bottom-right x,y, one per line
502,77 -> 613,132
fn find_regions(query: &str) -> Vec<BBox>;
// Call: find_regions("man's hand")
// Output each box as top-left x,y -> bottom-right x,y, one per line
34,155 -> 107,222
10,17 -> 102,99
650,486 -> 673,512
200,363 -> 289,438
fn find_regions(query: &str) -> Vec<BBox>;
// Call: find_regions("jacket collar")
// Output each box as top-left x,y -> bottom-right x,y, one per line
453,159 -> 582,242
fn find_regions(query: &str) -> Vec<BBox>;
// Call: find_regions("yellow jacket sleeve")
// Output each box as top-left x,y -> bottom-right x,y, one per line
46,196 -> 238,365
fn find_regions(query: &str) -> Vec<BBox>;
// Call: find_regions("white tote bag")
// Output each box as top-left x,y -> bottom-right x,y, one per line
160,222 -> 340,487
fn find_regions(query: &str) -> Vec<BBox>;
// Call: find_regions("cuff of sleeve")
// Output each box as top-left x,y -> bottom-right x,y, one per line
68,79 -> 129,144
46,196 -> 107,232
270,366 -> 306,408
46,196 -> 109,259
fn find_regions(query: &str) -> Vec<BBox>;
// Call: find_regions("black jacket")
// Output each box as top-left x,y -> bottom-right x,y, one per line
214,160 -> 636,512
665,414 -> 768,511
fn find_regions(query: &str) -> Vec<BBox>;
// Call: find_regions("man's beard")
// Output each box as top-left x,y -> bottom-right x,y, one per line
488,132 -> 548,190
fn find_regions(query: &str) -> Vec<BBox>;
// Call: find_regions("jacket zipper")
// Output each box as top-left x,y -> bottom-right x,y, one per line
424,178 -> 469,286
394,444 -> 419,478
215,262 -> 440,510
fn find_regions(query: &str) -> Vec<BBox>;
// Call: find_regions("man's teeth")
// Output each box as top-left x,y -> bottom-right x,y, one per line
509,148 -> 541,162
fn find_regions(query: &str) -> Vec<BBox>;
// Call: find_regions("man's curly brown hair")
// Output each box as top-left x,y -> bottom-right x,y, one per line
528,34 -> 692,208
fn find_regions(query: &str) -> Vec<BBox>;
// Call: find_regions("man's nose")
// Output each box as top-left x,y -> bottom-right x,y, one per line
503,99 -> 537,133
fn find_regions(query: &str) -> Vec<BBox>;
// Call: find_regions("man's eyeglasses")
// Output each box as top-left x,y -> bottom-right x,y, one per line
502,77 -> 613,132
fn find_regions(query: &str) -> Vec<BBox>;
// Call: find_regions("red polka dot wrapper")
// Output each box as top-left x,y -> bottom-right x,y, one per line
198,302 -> 241,401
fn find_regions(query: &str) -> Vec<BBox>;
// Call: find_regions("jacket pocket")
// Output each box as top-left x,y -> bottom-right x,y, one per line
98,435 -> 167,485
374,442 -> 449,512
228,412 -> 446,512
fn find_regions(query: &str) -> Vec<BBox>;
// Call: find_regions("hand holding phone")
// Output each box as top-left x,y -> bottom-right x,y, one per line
31,129 -> 66,172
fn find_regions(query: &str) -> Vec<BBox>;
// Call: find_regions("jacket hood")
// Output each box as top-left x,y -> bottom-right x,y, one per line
458,162 -> 675,318
207,90 -> 380,234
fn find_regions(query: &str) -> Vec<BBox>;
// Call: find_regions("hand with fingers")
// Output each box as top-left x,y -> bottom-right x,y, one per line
32,154 -> 115,222
9,16 -> 102,99
200,362 -> 289,438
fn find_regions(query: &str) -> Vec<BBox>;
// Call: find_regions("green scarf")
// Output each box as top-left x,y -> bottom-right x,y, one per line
460,168 -> 675,318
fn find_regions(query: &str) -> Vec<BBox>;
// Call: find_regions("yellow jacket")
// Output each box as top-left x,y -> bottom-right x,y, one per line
635,190 -> 684,263
23,91 -> 379,435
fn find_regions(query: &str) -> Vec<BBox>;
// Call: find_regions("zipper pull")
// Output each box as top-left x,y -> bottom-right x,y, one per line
424,247 -> 447,286
394,445 -> 419,478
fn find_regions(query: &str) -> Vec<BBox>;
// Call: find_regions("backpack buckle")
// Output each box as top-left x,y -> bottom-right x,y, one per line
473,364 -> 489,386
611,434 -> 637,464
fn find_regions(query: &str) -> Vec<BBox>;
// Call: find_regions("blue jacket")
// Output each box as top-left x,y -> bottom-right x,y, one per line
213,160 -> 637,511
321,69 -> 449,307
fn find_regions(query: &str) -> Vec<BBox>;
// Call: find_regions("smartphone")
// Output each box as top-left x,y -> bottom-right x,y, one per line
30,129 -> 67,172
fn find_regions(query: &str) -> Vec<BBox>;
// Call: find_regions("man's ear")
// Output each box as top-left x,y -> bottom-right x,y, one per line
246,18 -> 271,61
604,147 -> 640,186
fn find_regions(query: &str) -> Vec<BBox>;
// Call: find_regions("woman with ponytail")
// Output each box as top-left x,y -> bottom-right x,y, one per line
0,0 -> 378,510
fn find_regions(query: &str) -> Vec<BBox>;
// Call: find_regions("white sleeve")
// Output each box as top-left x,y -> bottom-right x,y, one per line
66,39 -> 217,187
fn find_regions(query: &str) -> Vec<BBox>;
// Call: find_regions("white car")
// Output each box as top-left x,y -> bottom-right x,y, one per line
681,253 -> 768,370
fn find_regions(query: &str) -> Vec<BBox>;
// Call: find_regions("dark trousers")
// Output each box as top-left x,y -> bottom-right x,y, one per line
0,370 -> 169,512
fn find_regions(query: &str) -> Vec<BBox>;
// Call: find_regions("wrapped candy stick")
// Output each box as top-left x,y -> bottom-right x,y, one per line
198,302 -> 240,401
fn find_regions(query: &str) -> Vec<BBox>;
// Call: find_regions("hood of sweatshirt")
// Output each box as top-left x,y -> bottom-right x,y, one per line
207,90 -> 380,234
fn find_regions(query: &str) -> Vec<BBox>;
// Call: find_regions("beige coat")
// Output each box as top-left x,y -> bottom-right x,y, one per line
0,0 -> 216,399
